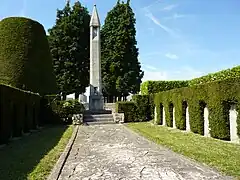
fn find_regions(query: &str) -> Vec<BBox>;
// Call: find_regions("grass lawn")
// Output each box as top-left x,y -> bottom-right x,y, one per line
127,122 -> 240,178
0,125 -> 73,180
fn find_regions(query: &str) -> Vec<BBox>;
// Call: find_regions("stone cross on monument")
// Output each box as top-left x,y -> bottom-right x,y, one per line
89,5 -> 104,111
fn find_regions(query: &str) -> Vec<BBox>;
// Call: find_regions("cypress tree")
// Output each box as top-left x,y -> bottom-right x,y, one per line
101,0 -> 144,102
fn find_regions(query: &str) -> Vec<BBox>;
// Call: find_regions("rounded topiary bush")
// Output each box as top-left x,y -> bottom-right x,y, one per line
0,17 -> 56,95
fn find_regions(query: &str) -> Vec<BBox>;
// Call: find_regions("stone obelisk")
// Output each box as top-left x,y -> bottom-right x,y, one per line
89,5 -> 104,111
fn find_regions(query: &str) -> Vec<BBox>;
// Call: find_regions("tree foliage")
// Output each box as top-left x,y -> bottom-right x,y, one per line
48,1 -> 90,96
101,0 -> 144,99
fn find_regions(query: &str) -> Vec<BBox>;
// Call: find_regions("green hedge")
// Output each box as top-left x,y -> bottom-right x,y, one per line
0,84 -> 41,144
132,95 -> 153,121
189,65 -> 240,87
38,95 -> 62,125
141,66 -> 240,96
0,17 -> 56,95
154,78 -> 240,141
116,102 -> 137,122
140,80 -> 189,95
116,95 -> 153,122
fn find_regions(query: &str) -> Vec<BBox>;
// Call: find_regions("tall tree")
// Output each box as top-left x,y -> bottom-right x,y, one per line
48,1 -> 90,99
101,0 -> 144,102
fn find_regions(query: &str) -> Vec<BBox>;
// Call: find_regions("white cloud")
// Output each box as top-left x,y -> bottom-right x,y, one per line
173,13 -> 186,19
142,66 -> 204,82
145,11 -> 179,38
142,64 -> 157,70
142,70 -> 168,82
165,53 -> 179,60
163,13 -> 187,20
161,4 -> 178,11
140,52 -> 163,57
175,66 -> 204,79
141,64 -> 167,82
142,0 -> 162,11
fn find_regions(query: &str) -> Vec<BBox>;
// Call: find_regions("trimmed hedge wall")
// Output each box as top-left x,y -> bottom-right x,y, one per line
116,102 -> 137,122
116,95 -> 152,122
0,17 -> 56,95
38,95 -> 62,125
0,84 -> 41,144
189,65 -> 240,87
132,95 -> 152,121
140,80 -> 189,95
154,78 -> 240,141
141,66 -> 240,96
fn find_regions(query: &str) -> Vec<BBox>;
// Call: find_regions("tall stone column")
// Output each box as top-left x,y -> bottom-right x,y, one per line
89,5 -> 104,111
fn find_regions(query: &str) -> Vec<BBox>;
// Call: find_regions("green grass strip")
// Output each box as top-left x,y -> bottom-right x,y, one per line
127,122 -> 240,178
0,125 -> 73,180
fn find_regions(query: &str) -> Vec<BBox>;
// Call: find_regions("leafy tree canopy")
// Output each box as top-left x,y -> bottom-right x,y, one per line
48,1 -> 90,96
101,0 -> 144,98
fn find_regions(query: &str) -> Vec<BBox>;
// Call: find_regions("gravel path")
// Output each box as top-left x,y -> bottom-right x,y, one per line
58,124 -> 233,180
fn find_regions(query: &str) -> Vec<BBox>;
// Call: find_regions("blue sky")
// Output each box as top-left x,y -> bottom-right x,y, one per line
1,0 -> 240,82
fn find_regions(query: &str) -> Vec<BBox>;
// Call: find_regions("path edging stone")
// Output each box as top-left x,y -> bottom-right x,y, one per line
47,125 -> 79,180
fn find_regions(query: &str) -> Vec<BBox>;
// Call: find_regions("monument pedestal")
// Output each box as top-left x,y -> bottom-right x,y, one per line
89,95 -> 104,111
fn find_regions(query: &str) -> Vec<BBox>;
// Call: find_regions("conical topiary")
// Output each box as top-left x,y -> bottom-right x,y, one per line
0,17 -> 56,95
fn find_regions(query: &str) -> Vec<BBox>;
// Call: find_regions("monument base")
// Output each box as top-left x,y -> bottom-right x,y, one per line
89,95 -> 104,111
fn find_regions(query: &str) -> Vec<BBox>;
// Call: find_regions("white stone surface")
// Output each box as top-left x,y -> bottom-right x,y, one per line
173,107 -> 176,128
89,5 -> 104,111
229,104 -> 239,143
72,114 -> 83,125
204,106 -> 210,137
113,113 -> 124,123
66,93 -> 87,103
154,106 -> 157,123
126,94 -> 133,101
84,86 -> 90,102
162,107 -> 166,126
89,5 -> 101,27
104,103 -> 116,112
66,93 -> 75,100
79,94 -> 87,103
186,106 -> 190,132
89,5 -> 101,91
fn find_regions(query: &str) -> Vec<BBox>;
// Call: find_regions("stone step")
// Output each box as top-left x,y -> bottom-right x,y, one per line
84,110 -> 112,115
84,117 -> 114,122
83,111 -> 115,125
84,121 -> 116,125
84,114 -> 113,119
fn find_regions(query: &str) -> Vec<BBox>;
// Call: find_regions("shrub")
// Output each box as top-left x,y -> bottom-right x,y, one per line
140,80 -> 189,95
154,78 -> 240,141
0,17 -> 56,95
51,100 -> 85,123
60,100 -> 85,117
0,84 -> 40,144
